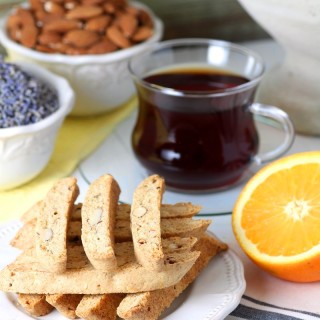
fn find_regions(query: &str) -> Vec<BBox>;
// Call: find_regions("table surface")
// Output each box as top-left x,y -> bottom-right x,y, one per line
54,39 -> 320,318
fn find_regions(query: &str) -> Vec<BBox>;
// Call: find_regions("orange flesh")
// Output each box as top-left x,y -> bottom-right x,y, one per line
241,163 -> 320,256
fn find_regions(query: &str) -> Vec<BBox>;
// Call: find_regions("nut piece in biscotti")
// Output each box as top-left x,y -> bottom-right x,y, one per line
81,174 -> 120,271
35,177 -> 79,273
18,294 -> 54,317
130,174 -> 165,271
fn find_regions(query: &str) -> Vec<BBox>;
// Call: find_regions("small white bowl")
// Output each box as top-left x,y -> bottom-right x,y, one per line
0,61 -> 74,190
0,2 -> 163,116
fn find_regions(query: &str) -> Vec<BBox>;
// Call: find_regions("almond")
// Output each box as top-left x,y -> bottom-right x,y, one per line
49,41 -> 69,53
38,30 -> 62,45
20,26 -> 38,48
43,18 -> 82,32
81,0 -> 105,5
132,26 -> 152,42
50,41 -> 88,55
87,37 -> 117,54
29,0 -> 44,11
6,14 -> 22,30
117,13 -> 137,38
16,8 -> 35,26
106,24 -> 130,48
35,44 -> 57,53
103,2 -> 116,14
44,1 -> 65,16
35,10 -> 62,25
8,27 -> 22,42
63,29 -> 100,48
66,5 -> 103,20
109,0 -> 127,8
138,9 -> 153,28
65,46 -> 88,55
64,1 -> 78,10
16,9 -> 38,48
85,15 -> 111,32
125,6 -> 139,17
41,228 -> 53,241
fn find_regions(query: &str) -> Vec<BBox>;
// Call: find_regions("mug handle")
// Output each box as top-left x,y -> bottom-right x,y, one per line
249,103 -> 295,165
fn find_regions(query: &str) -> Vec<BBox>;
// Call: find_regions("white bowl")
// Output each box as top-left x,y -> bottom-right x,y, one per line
0,2 -> 163,116
0,61 -> 74,190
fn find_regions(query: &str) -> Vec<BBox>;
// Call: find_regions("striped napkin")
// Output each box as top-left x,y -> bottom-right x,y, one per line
229,295 -> 320,320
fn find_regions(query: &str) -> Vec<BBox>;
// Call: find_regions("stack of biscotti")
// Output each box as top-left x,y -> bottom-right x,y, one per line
0,174 -> 227,320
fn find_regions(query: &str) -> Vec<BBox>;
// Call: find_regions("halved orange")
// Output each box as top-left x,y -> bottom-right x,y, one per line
232,151 -> 320,282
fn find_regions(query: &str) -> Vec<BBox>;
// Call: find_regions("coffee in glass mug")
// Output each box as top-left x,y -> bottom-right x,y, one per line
129,39 -> 295,191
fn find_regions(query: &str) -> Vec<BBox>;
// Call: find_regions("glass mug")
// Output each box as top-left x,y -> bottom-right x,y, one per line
129,39 -> 295,192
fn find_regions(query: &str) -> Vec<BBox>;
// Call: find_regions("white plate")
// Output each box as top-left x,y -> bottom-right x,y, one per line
0,221 -> 245,320
79,111 -> 319,215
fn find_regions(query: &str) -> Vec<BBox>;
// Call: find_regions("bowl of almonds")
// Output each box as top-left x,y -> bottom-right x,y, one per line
0,0 -> 163,116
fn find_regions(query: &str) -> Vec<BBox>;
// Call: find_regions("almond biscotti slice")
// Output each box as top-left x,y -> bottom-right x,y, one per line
115,218 -> 211,242
131,175 -> 165,271
11,216 -> 210,251
21,201 -> 201,225
117,202 -> 202,220
12,219 -> 82,251
46,294 -> 83,319
0,240 -> 200,294
76,294 -> 125,320
160,203 -> 202,219
18,294 -> 54,317
35,177 -> 79,273
82,174 -> 120,271
117,234 -> 228,320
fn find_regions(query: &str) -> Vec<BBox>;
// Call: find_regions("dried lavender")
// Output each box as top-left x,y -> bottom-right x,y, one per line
0,58 -> 59,129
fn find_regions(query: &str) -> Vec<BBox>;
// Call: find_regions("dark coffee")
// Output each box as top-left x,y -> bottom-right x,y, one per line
132,67 -> 259,191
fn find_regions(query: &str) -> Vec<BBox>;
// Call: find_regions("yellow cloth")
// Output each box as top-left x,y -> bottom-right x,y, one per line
0,97 -> 136,223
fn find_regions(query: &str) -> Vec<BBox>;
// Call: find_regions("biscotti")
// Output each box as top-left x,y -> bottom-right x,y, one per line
46,294 -> 83,319
131,175 -> 165,271
0,242 -> 200,294
1,173 -> 229,320
35,177 -> 79,273
117,235 -> 228,320
82,174 -> 120,271
18,294 -> 54,317
117,202 -> 202,220
116,218 -> 211,242
22,201 -> 201,223
11,216 -> 210,251
76,293 -> 125,320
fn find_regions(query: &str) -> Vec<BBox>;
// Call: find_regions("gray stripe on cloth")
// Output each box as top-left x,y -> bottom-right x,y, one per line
229,295 -> 320,320
230,304 -> 302,319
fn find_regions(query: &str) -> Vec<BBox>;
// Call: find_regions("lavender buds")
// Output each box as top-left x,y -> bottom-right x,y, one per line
0,59 -> 59,129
